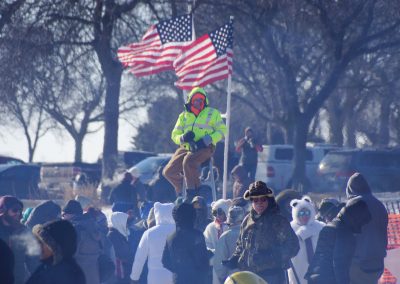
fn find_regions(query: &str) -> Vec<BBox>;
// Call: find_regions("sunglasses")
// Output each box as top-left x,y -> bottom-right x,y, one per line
212,208 -> 225,216
298,210 -> 311,217
251,197 -> 267,203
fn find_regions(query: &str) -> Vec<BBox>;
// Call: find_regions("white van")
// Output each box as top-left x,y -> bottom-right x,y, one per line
255,143 -> 338,192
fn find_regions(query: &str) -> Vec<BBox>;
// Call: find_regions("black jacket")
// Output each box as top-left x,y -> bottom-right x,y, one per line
162,227 -> 210,284
25,258 -> 85,284
305,197 -> 372,284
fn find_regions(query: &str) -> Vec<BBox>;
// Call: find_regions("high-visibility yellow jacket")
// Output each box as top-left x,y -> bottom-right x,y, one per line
171,87 -> 226,149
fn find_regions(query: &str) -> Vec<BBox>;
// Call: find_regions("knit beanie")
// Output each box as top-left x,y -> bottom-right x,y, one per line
0,196 -> 23,217
63,200 -> 83,216
32,220 -> 77,264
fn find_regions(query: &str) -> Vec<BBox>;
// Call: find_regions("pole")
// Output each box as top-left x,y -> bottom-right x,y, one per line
222,16 -> 234,199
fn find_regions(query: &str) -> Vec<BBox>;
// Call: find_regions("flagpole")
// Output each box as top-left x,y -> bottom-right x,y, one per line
222,16 -> 234,200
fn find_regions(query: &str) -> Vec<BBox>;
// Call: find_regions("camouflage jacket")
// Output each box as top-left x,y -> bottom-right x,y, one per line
233,206 -> 299,273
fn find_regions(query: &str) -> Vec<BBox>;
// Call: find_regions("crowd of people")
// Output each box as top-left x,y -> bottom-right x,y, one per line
0,171 -> 388,284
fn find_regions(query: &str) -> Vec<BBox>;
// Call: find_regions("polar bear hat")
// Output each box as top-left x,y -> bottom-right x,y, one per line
290,196 -> 317,225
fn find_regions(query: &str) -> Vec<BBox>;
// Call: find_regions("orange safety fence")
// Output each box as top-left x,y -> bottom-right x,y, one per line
379,214 -> 400,284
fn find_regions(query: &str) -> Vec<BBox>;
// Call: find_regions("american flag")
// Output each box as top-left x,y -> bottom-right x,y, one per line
173,21 -> 233,90
117,14 -> 193,77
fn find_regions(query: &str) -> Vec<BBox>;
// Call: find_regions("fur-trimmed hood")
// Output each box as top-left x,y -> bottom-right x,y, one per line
290,196 -> 324,240
211,199 -> 232,217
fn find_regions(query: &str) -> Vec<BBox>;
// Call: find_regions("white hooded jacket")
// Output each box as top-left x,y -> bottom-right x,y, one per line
110,212 -> 130,239
204,199 -> 232,252
288,196 -> 325,284
130,202 -> 175,284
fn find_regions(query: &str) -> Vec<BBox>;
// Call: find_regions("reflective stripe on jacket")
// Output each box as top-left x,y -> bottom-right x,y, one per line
171,106 -> 226,149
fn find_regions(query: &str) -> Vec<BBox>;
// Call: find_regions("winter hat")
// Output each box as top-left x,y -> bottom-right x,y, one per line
0,196 -> 23,217
173,203 -> 196,229
316,198 -> 341,221
224,271 -> 267,284
21,207 -> 33,224
63,200 -> 83,216
346,172 -> 371,198
243,181 -> 274,200
32,219 -> 77,264
290,196 -> 317,225
211,199 -> 232,218
192,196 -> 207,208
25,200 -> 61,229
186,86 -> 209,105
154,202 -> 175,225
227,206 -> 245,225
337,196 -> 371,233
244,127 -> 253,135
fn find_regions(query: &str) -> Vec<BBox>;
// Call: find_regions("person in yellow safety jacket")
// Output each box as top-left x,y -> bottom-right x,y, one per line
162,86 -> 226,201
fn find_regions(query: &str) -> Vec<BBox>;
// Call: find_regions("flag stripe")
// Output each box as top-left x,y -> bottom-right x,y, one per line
173,21 -> 233,90
117,14 -> 193,77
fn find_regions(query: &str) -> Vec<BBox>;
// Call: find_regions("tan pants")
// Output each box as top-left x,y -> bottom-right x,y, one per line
163,145 -> 215,193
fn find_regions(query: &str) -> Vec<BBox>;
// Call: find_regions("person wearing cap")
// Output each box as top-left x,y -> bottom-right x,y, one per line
213,206 -> 246,284
305,196 -> 372,284
163,87 -> 226,201
345,172 -> 388,284
222,181 -> 299,284
0,195 -> 33,284
26,219 -> 85,284
235,127 -> 263,182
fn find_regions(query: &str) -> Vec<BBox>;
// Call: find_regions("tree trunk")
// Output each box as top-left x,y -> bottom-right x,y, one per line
378,85 -> 392,147
326,98 -> 344,146
102,68 -> 122,179
74,134 -> 84,163
292,115 -> 311,192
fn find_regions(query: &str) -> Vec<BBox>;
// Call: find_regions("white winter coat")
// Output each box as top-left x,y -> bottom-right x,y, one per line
204,199 -> 232,252
204,199 -> 232,284
130,202 -> 176,284
288,196 -> 325,284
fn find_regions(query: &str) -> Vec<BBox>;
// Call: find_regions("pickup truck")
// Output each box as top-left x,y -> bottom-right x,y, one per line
39,162 -> 101,197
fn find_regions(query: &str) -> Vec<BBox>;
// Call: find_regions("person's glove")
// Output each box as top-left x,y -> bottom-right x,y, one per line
180,131 -> 195,143
222,256 -> 239,269
195,135 -> 212,150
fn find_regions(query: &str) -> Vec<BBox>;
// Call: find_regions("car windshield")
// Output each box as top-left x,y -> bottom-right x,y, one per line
133,156 -> 169,173
319,152 -> 352,173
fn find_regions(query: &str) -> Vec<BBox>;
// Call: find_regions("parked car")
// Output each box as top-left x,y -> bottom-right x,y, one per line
255,143 -> 339,192
96,154 -> 172,202
97,150 -> 157,174
39,162 -> 101,198
317,148 -> 400,193
0,155 -> 25,165
0,164 -> 42,198
127,155 -> 172,184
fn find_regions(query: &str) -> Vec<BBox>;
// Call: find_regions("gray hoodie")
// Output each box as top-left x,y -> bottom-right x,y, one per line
346,172 -> 388,271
